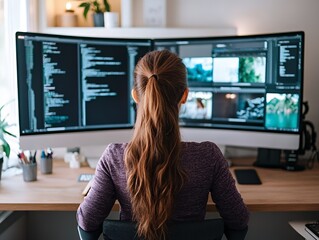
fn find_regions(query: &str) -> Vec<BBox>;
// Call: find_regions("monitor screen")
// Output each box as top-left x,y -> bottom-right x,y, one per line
154,32 -> 304,150
16,32 -> 152,149
16,31 -> 304,151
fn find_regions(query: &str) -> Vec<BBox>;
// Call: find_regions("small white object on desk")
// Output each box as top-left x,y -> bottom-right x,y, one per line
64,152 -> 85,165
56,1 -> 78,27
69,152 -> 81,168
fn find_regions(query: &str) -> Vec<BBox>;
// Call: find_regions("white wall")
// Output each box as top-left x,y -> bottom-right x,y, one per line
134,0 -> 319,147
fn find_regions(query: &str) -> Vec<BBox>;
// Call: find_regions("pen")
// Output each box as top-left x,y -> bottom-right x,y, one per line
18,151 -> 28,164
41,150 -> 46,159
28,151 -> 34,164
29,150 -> 37,163
33,150 -> 37,163
47,148 -> 53,159
17,153 -> 24,164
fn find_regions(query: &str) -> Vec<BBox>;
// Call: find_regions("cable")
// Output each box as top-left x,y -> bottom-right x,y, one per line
307,150 -> 319,169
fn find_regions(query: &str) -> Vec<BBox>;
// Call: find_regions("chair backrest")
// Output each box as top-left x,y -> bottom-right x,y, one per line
103,218 -> 224,240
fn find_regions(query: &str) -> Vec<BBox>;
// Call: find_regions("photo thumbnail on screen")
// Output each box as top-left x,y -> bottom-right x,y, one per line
265,93 -> 299,131
213,92 -> 264,122
213,56 -> 266,84
182,57 -> 213,82
179,91 -> 213,120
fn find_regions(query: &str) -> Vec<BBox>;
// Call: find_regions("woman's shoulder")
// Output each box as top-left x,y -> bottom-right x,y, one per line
105,143 -> 128,153
99,143 -> 128,167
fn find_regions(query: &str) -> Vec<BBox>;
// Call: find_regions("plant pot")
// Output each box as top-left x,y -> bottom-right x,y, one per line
104,12 -> 119,28
93,13 -> 104,27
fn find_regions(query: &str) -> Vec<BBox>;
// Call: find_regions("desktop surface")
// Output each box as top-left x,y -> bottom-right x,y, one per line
0,158 -> 319,211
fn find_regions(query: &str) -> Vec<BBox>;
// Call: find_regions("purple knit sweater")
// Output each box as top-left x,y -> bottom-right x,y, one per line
77,141 -> 249,231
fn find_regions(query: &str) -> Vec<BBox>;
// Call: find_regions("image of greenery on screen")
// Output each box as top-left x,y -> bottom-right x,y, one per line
238,56 -> 266,83
212,56 -> 266,83
265,93 -> 299,130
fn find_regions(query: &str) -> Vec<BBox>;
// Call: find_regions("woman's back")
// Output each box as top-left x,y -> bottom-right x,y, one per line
77,141 -> 248,231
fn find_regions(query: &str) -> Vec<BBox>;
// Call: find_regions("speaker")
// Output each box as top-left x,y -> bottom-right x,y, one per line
284,150 -> 305,171
298,102 -> 317,155
299,120 -> 317,155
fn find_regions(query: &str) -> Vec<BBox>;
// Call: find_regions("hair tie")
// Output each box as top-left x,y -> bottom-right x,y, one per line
148,74 -> 158,80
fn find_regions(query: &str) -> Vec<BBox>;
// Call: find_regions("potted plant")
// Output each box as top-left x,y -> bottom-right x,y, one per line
78,0 -> 111,27
0,101 -> 16,180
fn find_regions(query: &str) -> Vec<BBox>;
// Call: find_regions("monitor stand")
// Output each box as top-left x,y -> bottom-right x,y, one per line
254,148 -> 283,168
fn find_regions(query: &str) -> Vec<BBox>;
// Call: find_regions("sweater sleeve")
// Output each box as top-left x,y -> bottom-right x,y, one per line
209,145 -> 249,230
76,145 -> 116,232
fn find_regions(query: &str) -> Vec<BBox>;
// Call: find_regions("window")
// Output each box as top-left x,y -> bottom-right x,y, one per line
0,0 -> 6,100
0,0 -> 32,157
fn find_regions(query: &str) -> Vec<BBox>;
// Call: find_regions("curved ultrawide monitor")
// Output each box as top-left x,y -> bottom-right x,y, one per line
16,31 -> 304,151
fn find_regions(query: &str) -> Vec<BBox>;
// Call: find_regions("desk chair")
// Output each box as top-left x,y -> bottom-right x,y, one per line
103,219 -> 224,240
78,218 -> 225,240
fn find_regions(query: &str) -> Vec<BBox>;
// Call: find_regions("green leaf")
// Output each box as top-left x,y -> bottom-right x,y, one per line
83,5 -> 91,18
78,1 -> 112,18
2,142 -> 10,158
103,0 -> 111,12
0,131 -> 10,157
3,129 -> 16,138
93,1 -> 101,13
78,2 -> 89,8
78,2 -> 91,19
0,99 -> 14,114
0,100 -> 16,158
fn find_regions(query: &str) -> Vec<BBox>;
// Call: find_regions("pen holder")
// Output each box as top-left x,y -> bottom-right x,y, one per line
40,157 -> 53,174
21,163 -> 37,182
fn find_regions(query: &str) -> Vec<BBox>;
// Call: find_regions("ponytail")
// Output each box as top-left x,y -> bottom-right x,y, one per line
125,50 -> 187,240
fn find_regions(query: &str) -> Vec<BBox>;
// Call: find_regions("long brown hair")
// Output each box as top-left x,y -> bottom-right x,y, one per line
125,50 -> 187,240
